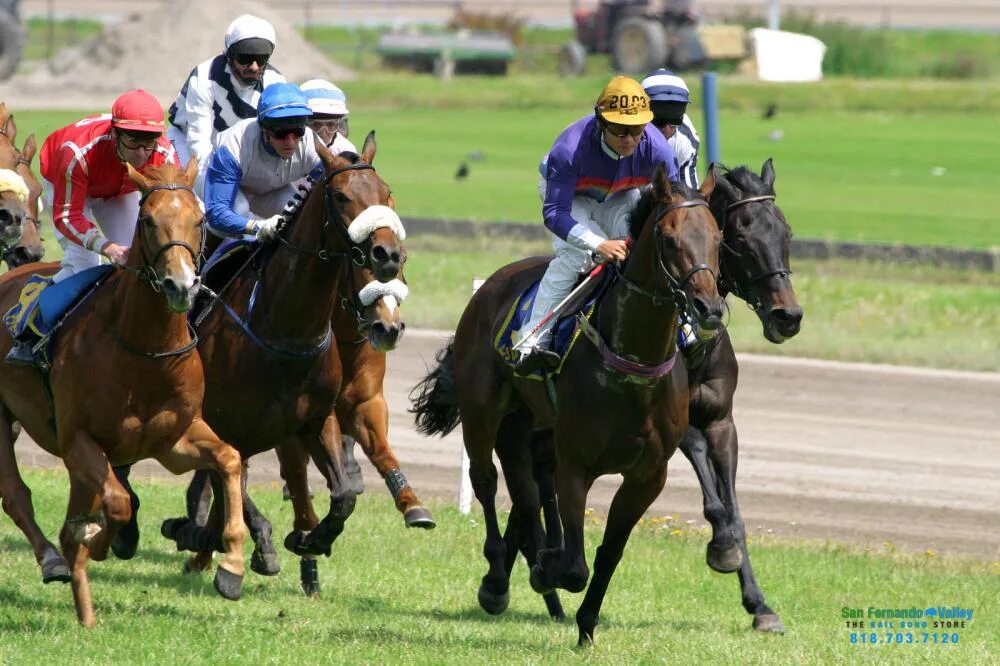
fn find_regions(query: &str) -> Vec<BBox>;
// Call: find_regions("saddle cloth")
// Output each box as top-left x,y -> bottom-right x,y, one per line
3,265 -> 114,339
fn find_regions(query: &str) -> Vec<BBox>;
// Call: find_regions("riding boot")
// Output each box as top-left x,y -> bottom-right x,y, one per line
5,332 -> 39,367
514,330 -> 560,377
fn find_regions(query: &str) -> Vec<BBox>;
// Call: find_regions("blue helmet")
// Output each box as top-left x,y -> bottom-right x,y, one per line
257,83 -> 312,127
640,68 -> 690,103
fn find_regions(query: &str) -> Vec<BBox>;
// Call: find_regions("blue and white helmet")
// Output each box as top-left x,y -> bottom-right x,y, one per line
301,79 -> 349,117
640,68 -> 690,103
257,83 -> 312,126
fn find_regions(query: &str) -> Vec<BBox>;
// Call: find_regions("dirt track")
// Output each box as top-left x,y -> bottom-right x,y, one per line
15,329 -> 1000,562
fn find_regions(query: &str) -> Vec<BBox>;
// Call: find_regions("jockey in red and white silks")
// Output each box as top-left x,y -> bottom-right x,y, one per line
40,89 -> 178,283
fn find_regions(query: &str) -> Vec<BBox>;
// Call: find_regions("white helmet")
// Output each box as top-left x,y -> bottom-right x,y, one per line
224,15 -> 276,55
301,79 -> 349,116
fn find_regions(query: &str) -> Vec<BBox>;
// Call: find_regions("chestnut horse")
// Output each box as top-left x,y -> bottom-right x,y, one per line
420,161 -> 802,633
116,133 -> 410,595
0,161 -> 247,626
0,103 -> 46,268
412,167 -> 724,645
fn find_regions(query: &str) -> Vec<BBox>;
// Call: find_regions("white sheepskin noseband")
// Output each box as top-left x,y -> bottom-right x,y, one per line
357,279 -> 409,307
348,204 -> 406,243
0,169 -> 29,203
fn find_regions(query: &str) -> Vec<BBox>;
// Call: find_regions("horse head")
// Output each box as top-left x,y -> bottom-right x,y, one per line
124,159 -> 204,313
315,131 -> 407,351
630,163 -> 725,336
710,159 -> 802,343
0,104 -> 37,259
2,128 -> 46,268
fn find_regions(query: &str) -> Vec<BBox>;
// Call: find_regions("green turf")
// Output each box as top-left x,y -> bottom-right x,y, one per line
0,469 -> 995,663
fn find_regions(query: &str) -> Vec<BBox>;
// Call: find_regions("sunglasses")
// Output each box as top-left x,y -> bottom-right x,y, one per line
118,132 -> 159,151
604,122 -> 645,139
652,118 -> 681,129
233,53 -> 269,67
266,126 -> 306,140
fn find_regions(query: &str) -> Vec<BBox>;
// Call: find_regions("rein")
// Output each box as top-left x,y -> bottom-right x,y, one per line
716,193 -> 793,309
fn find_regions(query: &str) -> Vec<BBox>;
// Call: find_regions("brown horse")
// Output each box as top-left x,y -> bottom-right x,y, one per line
0,103 -> 46,268
0,161 -> 247,626
146,133 -> 409,594
423,161 -> 801,632
412,167 -> 724,645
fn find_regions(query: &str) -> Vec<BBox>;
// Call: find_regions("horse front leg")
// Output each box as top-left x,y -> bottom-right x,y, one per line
575,465 -> 667,647
680,425 -> 742,573
109,464 -> 141,560
531,456 -> 591,596
60,430 -> 134,626
707,418 -> 785,633
346,395 -> 435,529
158,418 -> 247,601
275,436 -> 322,596
497,428 -> 565,620
0,412 -> 69,583
285,414 -> 357,561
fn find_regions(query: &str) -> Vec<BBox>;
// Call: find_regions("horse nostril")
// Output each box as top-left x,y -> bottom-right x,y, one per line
771,306 -> 803,325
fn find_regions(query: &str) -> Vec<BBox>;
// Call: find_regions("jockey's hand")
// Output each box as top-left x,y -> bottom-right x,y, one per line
254,215 -> 283,242
101,241 -> 129,265
595,239 -> 629,263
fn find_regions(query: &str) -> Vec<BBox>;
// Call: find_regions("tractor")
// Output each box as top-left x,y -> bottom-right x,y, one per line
0,0 -> 23,81
560,0 -> 708,76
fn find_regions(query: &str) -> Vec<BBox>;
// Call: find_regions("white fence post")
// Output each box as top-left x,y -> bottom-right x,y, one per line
458,278 -> 485,515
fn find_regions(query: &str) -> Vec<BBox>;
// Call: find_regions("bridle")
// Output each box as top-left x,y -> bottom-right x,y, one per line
619,198 -> 717,312
114,182 -> 204,358
716,193 -> 793,310
118,184 -> 204,292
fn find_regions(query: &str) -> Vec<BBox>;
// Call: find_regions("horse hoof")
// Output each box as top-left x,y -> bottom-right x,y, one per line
753,613 -> 786,633
301,580 -> 321,597
41,550 -> 71,584
213,566 -> 243,601
403,506 -> 436,529
477,584 -> 509,615
529,564 -> 554,595
250,548 -> 281,577
706,542 -> 743,573
161,517 -> 189,541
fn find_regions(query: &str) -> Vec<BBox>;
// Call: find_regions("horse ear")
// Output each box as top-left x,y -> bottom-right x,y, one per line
699,164 -> 717,199
126,163 -> 151,192
315,136 -> 338,172
21,134 -> 37,164
361,130 -> 376,164
652,162 -> 670,200
712,167 -> 740,202
183,157 -> 199,186
761,158 -> 775,190
6,114 -> 16,143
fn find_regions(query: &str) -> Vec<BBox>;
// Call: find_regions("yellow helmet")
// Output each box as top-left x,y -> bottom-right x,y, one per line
595,76 -> 653,125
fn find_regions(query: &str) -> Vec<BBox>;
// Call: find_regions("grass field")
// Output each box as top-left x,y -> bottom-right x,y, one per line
0,470 -> 995,663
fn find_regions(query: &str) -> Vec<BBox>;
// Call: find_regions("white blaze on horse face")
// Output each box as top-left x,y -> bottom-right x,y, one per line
382,295 -> 399,313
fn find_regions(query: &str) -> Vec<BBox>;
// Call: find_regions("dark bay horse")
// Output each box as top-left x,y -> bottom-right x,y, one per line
420,161 -> 802,633
0,161 -> 247,626
0,103 -> 46,268
134,133 -> 409,594
412,167 -> 724,645
678,159 -> 802,633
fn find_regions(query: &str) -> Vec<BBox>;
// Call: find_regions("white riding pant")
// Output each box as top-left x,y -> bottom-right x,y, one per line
45,179 -> 140,283
520,186 -> 641,349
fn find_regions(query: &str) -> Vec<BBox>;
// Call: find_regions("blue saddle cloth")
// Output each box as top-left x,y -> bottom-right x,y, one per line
493,269 -> 613,379
3,265 -> 114,339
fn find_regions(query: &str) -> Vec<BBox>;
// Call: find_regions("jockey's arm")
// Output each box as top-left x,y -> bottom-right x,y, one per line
542,152 -> 606,254
50,151 -> 108,253
204,146 -> 251,238
184,73 -> 217,169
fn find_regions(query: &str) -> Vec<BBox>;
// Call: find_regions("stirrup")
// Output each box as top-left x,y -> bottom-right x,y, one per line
5,340 -> 37,367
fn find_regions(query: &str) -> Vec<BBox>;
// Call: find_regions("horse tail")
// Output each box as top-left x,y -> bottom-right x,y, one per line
409,340 -> 462,437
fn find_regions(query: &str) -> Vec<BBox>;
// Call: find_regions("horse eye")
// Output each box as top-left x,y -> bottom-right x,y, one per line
140,215 -> 155,227
333,191 -> 350,204
195,217 -> 205,227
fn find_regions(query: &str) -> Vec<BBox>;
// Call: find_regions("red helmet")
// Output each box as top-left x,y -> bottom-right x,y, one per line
111,89 -> 165,133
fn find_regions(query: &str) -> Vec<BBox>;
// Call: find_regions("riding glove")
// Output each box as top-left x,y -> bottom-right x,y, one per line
254,215 -> 283,242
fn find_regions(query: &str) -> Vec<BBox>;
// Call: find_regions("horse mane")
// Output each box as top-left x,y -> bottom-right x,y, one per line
716,164 -> 773,197
627,180 -> 705,239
